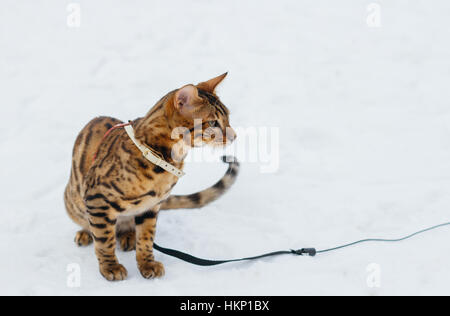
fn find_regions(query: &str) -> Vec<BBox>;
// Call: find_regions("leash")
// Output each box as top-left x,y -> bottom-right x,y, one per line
90,122 -> 450,266
153,221 -> 450,266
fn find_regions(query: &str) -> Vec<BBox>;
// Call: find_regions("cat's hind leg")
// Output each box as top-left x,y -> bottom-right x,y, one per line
116,216 -> 136,252
118,231 -> 136,252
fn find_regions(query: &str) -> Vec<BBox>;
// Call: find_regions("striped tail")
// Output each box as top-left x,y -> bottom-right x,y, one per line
160,156 -> 240,210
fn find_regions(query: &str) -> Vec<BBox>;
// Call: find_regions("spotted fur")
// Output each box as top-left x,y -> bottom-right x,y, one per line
64,73 -> 239,281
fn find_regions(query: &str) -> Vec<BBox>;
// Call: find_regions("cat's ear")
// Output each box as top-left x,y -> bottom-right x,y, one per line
174,85 -> 204,118
196,72 -> 228,93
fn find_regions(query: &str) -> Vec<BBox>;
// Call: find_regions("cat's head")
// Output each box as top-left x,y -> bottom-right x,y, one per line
172,73 -> 236,148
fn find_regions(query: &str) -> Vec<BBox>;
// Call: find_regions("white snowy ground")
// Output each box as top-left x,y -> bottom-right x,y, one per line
1,0 -> 450,296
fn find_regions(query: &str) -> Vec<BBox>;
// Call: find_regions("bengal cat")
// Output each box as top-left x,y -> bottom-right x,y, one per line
64,73 -> 239,281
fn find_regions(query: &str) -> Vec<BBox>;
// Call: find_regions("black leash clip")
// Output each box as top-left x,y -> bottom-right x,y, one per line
291,248 -> 317,257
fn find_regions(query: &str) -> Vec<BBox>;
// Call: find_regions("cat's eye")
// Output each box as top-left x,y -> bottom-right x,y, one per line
208,121 -> 218,128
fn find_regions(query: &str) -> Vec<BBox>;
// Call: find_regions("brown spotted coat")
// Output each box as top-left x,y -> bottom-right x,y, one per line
64,74 -> 239,281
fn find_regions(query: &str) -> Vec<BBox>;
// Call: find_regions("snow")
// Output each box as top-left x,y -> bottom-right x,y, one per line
1,0 -> 450,295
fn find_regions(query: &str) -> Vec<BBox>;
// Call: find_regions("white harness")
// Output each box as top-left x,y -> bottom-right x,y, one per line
124,125 -> 185,178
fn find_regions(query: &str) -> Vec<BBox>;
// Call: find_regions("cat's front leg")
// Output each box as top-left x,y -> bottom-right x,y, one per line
86,195 -> 127,281
134,208 -> 165,279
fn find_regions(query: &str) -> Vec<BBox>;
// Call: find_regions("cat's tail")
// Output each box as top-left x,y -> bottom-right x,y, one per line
160,156 -> 240,211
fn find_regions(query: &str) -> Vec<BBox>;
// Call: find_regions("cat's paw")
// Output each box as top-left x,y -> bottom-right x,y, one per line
138,261 -> 165,279
118,231 -> 136,252
74,230 -> 93,246
100,263 -> 128,281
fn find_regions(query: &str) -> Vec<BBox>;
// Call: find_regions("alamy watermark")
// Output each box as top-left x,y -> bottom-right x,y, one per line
67,263 -> 81,288
366,263 -> 381,288
170,121 -> 280,174
367,3 -> 382,28
67,3 -> 81,28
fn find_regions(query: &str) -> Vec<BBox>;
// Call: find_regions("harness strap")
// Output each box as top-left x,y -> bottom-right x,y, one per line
124,125 -> 185,178
91,121 -> 185,178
